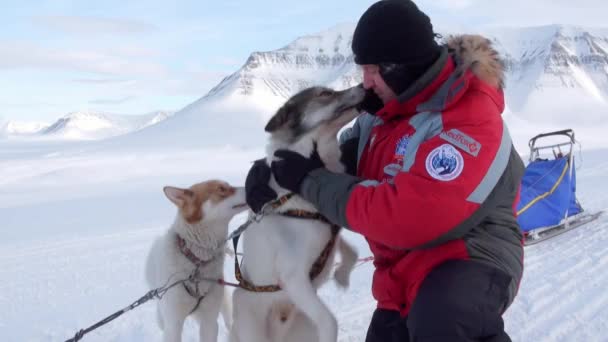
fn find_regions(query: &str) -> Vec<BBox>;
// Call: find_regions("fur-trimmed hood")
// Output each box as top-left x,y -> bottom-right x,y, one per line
446,34 -> 505,90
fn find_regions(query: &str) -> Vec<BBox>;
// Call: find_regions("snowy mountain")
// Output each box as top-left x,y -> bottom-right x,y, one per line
486,25 -> 608,124
203,24 -> 608,119
111,24 -> 608,152
206,23 -> 361,100
98,24 -> 363,150
0,120 -> 50,136
7,24 -> 608,150
33,110 -> 173,140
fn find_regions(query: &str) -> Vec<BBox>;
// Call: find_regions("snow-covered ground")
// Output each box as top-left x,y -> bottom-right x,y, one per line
1,128 -> 607,341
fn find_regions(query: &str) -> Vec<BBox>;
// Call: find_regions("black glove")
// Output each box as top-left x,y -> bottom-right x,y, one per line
340,137 -> 359,176
356,86 -> 384,115
271,144 -> 325,194
245,158 -> 277,213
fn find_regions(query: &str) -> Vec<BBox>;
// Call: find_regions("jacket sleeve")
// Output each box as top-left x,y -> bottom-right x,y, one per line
301,123 -> 515,250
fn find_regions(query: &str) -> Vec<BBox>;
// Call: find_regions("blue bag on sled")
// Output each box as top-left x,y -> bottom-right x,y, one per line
516,129 -> 601,245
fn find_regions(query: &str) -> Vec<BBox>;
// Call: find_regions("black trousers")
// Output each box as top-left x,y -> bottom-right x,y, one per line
365,260 -> 513,342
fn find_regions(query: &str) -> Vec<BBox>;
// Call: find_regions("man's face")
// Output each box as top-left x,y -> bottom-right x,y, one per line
361,64 -> 397,104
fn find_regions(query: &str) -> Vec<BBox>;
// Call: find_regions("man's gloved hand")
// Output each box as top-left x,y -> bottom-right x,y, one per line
271,144 -> 325,194
356,86 -> 384,115
245,158 -> 277,213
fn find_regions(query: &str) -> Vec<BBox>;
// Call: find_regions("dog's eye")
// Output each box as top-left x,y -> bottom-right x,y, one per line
319,90 -> 333,97
218,185 -> 233,196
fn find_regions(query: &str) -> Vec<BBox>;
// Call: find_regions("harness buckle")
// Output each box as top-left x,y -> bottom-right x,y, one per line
253,201 -> 274,222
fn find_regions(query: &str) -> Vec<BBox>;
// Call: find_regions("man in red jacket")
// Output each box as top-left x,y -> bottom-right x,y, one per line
246,1 -> 525,341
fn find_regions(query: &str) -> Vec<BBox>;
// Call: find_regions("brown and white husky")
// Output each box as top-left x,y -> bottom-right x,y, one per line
146,180 -> 247,342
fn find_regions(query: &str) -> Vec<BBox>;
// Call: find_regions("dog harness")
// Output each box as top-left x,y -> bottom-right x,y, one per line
233,193 -> 341,293
175,234 -> 220,312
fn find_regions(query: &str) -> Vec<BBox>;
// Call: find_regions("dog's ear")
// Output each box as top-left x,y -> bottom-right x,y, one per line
163,186 -> 193,207
265,102 -> 295,132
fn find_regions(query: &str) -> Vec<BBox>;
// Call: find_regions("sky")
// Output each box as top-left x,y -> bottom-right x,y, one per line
2,0 -> 608,122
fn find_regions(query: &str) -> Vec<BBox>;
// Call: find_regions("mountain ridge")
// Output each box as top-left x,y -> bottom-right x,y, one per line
1,110 -> 174,140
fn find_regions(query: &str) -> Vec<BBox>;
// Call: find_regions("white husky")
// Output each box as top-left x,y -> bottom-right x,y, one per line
146,180 -> 248,342
230,85 -> 365,342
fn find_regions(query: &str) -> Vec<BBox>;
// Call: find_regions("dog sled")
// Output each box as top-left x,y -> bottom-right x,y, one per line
516,129 -> 602,245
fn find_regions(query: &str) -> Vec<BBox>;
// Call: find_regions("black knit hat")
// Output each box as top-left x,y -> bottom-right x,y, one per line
352,0 -> 441,94
352,0 -> 439,66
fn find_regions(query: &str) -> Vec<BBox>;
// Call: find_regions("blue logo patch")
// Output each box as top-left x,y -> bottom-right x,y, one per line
425,144 -> 464,181
382,134 -> 412,182
394,135 -> 411,158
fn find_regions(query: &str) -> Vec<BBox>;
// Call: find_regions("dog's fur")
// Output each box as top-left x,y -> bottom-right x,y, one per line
146,180 -> 247,342
230,85 -> 365,342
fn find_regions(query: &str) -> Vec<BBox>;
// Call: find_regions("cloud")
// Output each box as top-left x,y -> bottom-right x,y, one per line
89,96 -> 136,105
73,78 -> 134,85
419,0 -> 608,28
209,57 -> 244,67
0,98 -> 66,108
0,41 -> 168,77
31,15 -> 158,36
429,0 -> 474,10
137,70 -> 229,97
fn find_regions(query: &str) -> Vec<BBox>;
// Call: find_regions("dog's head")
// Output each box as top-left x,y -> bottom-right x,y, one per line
163,180 -> 247,225
264,85 -> 365,142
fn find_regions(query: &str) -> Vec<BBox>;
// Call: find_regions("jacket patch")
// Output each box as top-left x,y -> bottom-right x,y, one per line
425,144 -> 464,181
440,129 -> 481,157
395,134 -> 411,159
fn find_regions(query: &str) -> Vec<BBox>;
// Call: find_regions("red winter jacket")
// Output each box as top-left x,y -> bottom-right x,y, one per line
301,35 -> 524,316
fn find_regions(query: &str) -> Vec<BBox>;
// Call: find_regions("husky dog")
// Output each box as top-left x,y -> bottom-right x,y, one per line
230,85 -> 365,342
146,180 -> 247,342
